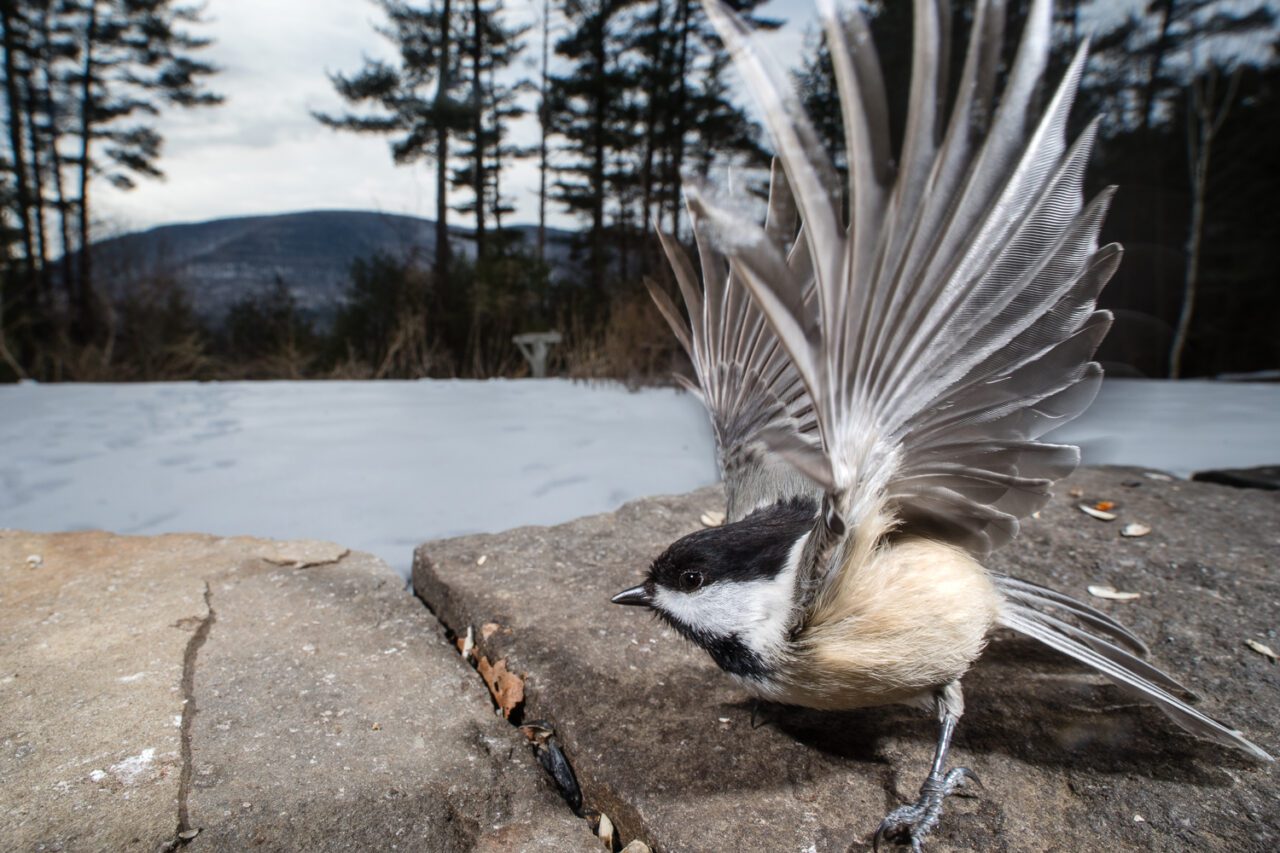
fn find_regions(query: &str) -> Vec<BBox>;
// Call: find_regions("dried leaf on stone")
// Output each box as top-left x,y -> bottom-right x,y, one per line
1120,522 -> 1151,538
1245,639 -> 1277,663
476,656 -> 525,719
1078,503 -> 1118,521
480,622 -> 502,641
1088,584 -> 1142,601
700,510 -> 725,527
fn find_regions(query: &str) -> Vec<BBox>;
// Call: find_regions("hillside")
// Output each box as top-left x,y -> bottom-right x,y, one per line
92,210 -> 578,325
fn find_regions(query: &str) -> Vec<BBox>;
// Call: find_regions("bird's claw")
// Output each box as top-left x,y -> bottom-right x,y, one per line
872,767 -> 976,851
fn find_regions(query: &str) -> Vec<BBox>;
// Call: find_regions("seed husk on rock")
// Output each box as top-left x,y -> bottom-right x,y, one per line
597,812 -> 615,848
1245,639 -> 1277,663
1079,503 -> 1118,521
1088,584 -> 1142,601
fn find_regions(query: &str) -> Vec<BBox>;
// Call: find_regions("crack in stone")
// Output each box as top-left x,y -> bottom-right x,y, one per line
174,581 -> 216,843
409,581 -> 618,848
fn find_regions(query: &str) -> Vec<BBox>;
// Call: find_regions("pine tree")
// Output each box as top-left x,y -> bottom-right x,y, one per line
548,0 -> 624,296
547,0 -> 770,294
63,0 -> 221,341
1,0 -> 218,357
449,0 -> 528,261
315,0 -> 468,284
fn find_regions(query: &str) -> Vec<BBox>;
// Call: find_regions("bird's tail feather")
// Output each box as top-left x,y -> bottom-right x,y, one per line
996,578 -> 1272,762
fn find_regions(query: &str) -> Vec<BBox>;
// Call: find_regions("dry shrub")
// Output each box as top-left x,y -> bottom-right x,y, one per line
374,308 -> 454,378
558,288 -> 690,387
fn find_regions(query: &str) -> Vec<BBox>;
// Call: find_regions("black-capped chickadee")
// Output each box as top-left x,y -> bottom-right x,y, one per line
611,0 -> 1273,848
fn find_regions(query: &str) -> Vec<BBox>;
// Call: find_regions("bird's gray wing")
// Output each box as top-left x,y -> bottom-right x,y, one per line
696,0 -> 1116,563
649,161 -> 820,521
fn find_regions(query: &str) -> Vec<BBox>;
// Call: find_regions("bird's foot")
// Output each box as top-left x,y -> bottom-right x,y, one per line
872,767 -> 978,851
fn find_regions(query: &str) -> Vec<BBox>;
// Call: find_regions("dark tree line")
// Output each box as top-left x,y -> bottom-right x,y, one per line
0,0 -> 220,379
4,0 -> 1276,382
795,0 -> 1279,378
297,0 -> 780,381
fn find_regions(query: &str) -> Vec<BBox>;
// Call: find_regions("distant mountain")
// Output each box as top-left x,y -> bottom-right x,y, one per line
92,210 -> 579,325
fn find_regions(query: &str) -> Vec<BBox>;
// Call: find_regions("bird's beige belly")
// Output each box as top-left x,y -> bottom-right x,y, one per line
763,536 -> 1000,711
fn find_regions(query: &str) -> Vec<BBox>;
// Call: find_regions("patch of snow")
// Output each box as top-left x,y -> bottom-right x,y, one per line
1,378 -> 1277,581
0,379 -> 717,578
1046,379 -> 1280,478
109,747 -> 156,784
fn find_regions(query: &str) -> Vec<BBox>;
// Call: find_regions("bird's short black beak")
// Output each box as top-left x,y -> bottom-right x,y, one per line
610,584 -> 652,607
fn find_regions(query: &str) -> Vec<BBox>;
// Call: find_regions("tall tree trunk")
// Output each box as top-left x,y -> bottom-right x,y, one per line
536,0 -> 550,264
434,0 -> 453,284
1169,67 -> 1240,379
589,12 -> 606,294
639,0 -> 665,234
488,62 -> 505,240
2,4 -> 37,296
469,0 -> 486,259
38,8 -> 75,308
22,62 -> 51,308
0,1 -> 35,376
1140,0 -> 1175,135
668,0 -> 692,240
74,0 -> 99,342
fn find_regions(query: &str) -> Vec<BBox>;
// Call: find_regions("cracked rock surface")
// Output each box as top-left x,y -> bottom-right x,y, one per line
0,531 -> 596,852
413,466 -> 1278,852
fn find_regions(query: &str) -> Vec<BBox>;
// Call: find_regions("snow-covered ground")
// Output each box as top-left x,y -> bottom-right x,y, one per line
1050,379 -> 1280,479
2,378 -> 1277,578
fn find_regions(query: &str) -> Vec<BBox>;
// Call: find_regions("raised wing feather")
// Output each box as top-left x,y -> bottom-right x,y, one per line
696,0 -> 1119,556
648,161 -> 820,521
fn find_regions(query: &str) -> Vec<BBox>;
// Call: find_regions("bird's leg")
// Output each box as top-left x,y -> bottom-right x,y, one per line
873,682 -> 978,851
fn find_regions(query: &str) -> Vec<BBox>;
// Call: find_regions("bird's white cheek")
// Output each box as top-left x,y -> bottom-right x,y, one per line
652,584 -> 746,637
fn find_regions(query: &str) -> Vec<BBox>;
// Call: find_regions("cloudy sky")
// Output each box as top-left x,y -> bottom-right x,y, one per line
94,0 -> 822,236
95,0 -> 1203,236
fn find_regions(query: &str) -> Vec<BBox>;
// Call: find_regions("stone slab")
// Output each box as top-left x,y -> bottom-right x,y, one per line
413,467 -> 1279,852
1192,465 -> 1280,491
0,531 -> 597,852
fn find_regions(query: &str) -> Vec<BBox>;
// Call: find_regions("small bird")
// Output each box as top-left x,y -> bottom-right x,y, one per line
610,0 -> 1273,848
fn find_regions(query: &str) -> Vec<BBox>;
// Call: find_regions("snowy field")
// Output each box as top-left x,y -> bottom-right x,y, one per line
2,378 -> 1277,578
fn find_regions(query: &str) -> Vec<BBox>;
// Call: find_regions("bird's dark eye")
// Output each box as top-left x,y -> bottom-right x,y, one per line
679,570 -> 704,591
